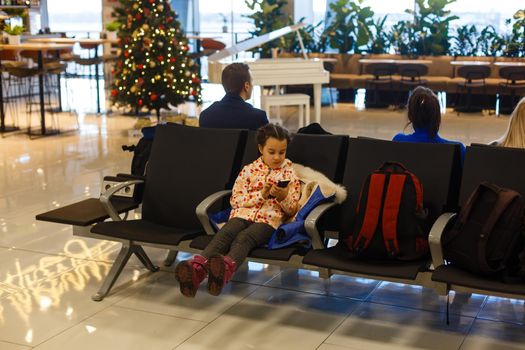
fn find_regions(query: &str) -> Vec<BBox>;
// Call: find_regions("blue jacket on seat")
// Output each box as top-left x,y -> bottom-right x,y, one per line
393,128 -> 466,162
199,93 -> 269,130
268,186 -> 335,249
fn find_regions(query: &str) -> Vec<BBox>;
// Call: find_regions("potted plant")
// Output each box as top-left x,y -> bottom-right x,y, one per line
3,24 -> 24,45
244,0 -> 294,58
324,0 -> 374,54
105,20 -> 121,41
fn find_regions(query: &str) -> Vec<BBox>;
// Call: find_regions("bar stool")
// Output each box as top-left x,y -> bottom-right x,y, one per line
455,65 -> 492,114
498,66 -> 525,115
365,63 -> 397,108
0,50 -> 28,132
4,65 -> 57,135
262,93 -> 310,128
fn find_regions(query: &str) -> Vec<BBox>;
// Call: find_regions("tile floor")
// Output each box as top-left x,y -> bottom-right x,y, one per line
0,83 -> 523,349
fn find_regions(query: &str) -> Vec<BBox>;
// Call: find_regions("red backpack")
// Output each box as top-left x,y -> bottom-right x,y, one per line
346,162 -> 429,260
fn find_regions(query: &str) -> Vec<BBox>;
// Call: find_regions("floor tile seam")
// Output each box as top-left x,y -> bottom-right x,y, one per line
364,299 -> 478,321
470,317 -> 525,328
169,320 -> 212,350
111,304 -> 209,324
30,294 -> 123,349
0,338 -> 32,349
259,283 -> 367,302
315,300 -> 366,350
172,284 -> 264,349
4,246 -> 128,266
361,279 -> 383,301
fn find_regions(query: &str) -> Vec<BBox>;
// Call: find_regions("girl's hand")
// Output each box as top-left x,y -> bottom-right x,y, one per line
261,182 -> 272,199
270,184 -> 289,202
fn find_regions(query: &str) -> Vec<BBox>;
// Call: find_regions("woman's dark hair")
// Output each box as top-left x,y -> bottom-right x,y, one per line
406,86 -> 441,137
221,63 -> 251,95
256,123 -> 291,150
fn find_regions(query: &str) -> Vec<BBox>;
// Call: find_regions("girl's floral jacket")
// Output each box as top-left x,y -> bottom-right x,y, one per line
229,157 -> 301,229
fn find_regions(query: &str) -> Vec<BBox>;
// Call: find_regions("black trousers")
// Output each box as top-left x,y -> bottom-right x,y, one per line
201,217 -> 274,267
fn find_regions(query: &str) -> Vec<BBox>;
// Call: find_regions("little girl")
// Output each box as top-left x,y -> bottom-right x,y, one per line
175,124 -> 301,297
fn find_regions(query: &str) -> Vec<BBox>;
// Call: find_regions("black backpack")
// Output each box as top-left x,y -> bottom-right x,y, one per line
122,126 -> 156,176
346,162 -> 429,260
443,182 -> 525,279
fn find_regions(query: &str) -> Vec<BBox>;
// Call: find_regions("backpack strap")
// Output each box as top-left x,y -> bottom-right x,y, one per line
381,174 -> 406,256
477,188 -> 521,274
353,173 -> 386,253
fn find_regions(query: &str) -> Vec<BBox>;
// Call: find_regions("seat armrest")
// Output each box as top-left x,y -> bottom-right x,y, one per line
100,179 -> 144,221
115,173 -> 146,181
104,174 -> 145,203
304,202 -> 339,250
196,190 -> 232,235
428,212 -> 457,270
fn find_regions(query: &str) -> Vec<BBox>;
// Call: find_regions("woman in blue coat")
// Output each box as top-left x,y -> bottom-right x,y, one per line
393,86 -> 465,161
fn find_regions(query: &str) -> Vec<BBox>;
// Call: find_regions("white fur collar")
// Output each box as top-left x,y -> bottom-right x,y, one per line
292,163 -> 347,204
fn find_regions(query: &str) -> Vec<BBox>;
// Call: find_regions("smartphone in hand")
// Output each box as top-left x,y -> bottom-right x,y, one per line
277,180 -> 290,188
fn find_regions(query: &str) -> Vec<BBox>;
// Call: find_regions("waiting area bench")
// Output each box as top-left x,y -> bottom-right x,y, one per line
36,124 -> 525,308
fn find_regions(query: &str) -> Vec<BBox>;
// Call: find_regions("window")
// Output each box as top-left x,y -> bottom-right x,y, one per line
448,0 -> 518,33
47,0 -> 102,35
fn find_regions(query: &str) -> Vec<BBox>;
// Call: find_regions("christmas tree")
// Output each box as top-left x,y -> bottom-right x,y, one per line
110,0 -> 201,118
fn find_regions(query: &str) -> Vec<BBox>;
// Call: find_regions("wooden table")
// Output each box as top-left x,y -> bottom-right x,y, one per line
29,38 -> 118,114
450,61 -> 491,66
493,62 -> 525,67
358,59 -> 433,65
0,43 -> 74,135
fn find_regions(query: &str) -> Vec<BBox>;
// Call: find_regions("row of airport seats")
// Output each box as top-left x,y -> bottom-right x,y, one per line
36,124 -> 525,307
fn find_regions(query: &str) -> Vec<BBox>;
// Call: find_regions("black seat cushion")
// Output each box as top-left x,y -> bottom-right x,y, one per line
190,235 -> 308,261
92,220 -> 204,245
303,244 -> 429,280
35,198 -> 138,226
432,265 -> 525,295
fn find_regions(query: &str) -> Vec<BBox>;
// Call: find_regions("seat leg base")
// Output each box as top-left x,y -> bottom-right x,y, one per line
92,245 -> 134,302
163,249 -> 179,267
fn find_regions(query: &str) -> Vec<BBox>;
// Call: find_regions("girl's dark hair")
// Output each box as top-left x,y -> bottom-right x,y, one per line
256,123 -> 291,149
407,86 -> 441,137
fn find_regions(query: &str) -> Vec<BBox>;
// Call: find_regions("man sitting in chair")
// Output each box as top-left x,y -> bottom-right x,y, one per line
199,63 -> 269,130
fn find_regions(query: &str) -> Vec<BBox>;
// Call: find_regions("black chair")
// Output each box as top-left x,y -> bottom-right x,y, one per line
85,124 -> 246,301
191,133 -> 349,264
396,63 -> 429,107
454,65 -> 493,114
498,66 -> 525,115
431,145 -> 525,298
364,63 -> 397,108
303,138 -> 462,283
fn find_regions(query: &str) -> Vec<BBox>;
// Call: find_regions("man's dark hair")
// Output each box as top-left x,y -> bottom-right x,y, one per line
407,86 -> 441,137
221,63 -> 251,95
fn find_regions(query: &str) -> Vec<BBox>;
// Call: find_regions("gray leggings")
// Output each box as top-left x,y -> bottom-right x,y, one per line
201,218 -> 275,267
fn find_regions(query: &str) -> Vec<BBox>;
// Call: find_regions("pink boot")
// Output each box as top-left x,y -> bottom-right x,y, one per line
174,255 -> 207,298
207,254 -> 236,296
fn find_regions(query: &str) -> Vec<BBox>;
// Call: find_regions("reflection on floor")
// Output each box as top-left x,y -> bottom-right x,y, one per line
0,82 -> 522,349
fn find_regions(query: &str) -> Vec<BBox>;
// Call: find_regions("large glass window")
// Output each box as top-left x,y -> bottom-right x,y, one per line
361,0 -> 414,27
448,0 -> 518,33
198,0 -> 252,47
47,0 -> 102,36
